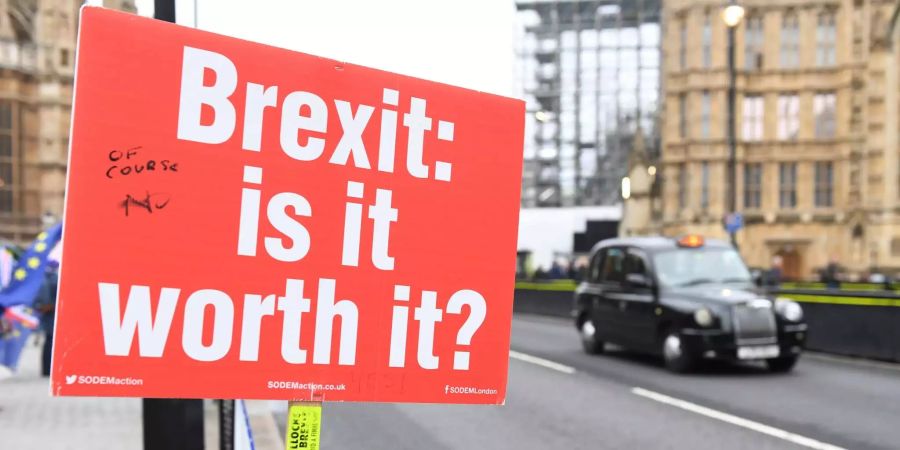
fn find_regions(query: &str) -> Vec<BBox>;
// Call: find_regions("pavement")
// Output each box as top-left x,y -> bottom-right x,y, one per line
0,339 -> 285,450
0,338 -> 142,449
274,315 -> 900,450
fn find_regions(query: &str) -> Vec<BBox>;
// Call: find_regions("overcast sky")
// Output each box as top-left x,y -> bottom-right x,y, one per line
126,0 -> 517,97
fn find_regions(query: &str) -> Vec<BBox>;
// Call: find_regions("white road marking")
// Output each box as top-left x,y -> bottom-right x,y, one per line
509,350 -> 576,374
631,387 -> 845,450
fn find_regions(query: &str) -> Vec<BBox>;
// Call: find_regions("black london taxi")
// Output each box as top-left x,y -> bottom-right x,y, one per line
573,235 -> 807,373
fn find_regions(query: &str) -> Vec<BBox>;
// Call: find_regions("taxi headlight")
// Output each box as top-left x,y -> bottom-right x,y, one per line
775,298 -> 804,322
693,308 -> 714,327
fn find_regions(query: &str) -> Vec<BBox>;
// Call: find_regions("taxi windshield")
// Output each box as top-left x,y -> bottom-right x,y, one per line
653,247 -> 752,287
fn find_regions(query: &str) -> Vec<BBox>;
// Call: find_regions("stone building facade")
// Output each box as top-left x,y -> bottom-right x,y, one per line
0,0 -> 134,242
659,0 -> 900,279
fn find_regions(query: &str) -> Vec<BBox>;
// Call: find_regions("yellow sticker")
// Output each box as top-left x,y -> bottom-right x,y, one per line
284,402 -> 321,450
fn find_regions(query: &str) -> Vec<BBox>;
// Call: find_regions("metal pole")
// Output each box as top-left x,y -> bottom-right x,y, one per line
726,23 -> 738,248
219,400 -> 235,450
153,0 -> 176,22
143,398 -> 205,450
140,9 -> 204,449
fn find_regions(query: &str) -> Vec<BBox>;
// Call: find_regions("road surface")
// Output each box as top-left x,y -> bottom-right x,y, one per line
274,315 -> 900,449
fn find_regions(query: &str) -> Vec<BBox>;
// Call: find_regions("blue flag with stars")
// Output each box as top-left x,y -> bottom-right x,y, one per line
0,223 -> 62,308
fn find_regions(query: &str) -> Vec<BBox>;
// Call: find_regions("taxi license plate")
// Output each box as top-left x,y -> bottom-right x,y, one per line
737,345 -> 780,360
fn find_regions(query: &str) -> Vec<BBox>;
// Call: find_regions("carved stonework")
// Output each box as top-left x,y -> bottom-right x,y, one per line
8,0 -> 38,42
0,1 -> 138,242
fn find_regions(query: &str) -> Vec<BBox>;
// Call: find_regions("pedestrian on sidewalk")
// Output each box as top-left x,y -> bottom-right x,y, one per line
34,261 -> 59,376
0,308 -> 11,380
820,255 -> 842,290
0,224 -> 63,377
763,255 -> 784,288
0,305 -> 39,373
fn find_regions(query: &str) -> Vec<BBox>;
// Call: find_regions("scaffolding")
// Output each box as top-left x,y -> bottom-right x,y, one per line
516,0 -> 661,207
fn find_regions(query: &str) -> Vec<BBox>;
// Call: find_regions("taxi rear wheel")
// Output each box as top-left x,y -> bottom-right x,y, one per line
579,316 -> 604,355
661,331 -> 696,373
765,356 -> 798,373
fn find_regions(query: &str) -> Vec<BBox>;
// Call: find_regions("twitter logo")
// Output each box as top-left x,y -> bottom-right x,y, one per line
65,375 -> 78,385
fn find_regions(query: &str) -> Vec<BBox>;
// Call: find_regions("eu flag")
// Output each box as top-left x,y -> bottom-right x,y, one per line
0,223 -> 63,308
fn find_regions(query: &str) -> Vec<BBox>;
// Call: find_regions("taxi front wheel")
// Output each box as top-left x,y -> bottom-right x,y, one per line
662,331 -> 696,373
766,356 -> 799,373
579,317 -> 605,355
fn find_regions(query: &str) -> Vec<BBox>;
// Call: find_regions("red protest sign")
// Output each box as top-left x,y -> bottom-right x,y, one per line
51,7 -> 524,404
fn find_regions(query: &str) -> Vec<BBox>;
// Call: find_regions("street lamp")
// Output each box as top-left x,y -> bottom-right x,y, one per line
722,2 -> 744,248
722,4 -> 745,27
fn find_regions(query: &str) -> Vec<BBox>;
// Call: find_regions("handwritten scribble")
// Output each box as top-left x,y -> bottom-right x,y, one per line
109,146 -> 142,161
105,145 -> 179,179
120,192 -> 172,217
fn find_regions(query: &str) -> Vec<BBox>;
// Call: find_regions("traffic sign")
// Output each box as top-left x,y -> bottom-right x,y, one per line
52,7 -> 524,404
724,212 -> 744,233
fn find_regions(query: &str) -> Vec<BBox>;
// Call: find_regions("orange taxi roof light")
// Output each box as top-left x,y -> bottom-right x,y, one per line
677,235 -> 705,248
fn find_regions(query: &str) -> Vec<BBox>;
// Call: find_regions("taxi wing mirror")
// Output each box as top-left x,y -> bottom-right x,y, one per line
750,269 -> 763,287
626,273 -> 653,288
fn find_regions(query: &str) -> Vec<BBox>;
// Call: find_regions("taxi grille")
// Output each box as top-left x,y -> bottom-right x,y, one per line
732,304 -> 777,345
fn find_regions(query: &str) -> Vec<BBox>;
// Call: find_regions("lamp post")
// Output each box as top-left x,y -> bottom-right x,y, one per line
722,3 -> 744,248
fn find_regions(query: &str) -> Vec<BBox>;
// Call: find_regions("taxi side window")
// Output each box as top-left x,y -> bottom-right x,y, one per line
589,251 -> 605,282
624,249 -> 648,276
599,247 -> 626,283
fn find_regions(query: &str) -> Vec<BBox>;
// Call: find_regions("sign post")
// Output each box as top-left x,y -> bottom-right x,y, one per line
142,2 -> 204,450
142,398 -> 205,449
725,212 -> 744,249
53,2 -> 524,441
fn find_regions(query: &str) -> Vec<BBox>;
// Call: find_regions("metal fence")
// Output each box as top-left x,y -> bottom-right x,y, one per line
513,281 -> 900,362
